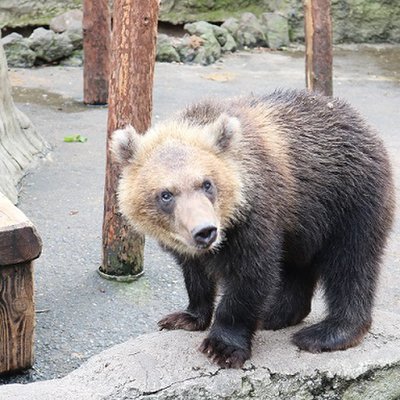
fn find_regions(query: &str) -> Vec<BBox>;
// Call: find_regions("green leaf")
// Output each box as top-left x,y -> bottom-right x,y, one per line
77,135 -> 88,143
64,134 -> 88,143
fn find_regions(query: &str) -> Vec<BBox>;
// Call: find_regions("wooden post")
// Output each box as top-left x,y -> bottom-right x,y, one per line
83,0 -> 111,105
0,193 -> 42,374
101,0 -> 159,278
304,0 -> 333,96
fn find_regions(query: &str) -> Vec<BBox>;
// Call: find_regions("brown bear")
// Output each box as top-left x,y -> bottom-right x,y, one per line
111,89 -> 395,368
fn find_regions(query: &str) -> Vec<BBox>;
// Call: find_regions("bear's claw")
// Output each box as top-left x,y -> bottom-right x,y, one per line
199,337 -> 250,369
158,311 -> 209,331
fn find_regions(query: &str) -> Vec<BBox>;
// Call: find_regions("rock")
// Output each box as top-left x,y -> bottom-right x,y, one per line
62,27 -> 83,50
222,34 -> 237,53
0,0 -> 399,44
184,21 -> 226,46
177,33 -> 222,66
49,9 -> 83,33
332,0 -> 400,43
261,12 -> 290,49
29,27 -> 73,63
182,22 -> 223,65
0,1 -> 81,29
184,20 -> 237,55
195,32 -> 221,65
235,13 -> 268,48
1,33 -> 36,67
156,34 -> 180,63
49,10 -> 83,50
59,49 -> 83,67
159,0 -> 269,24
184,21 -> 215,37
0,313 -> 400,400
221,17 -> 240,37
176,35 -> 200,64
0,33 -> 46,203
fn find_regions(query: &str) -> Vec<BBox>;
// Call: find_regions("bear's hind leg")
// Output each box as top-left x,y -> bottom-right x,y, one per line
292,222 -> 384,353
263,265 -> 318,330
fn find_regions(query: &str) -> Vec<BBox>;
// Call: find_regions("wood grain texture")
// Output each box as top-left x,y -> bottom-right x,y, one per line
83,0 -> 111,105
304,0 -> 333,96
0,263 -> 35,373
0,33 -> 46,203
101,0 -> 159,276
0,193 -> 42,266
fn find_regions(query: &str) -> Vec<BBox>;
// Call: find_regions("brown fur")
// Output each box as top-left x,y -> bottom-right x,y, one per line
117,118 -> 246,255
112,89 -> 395,368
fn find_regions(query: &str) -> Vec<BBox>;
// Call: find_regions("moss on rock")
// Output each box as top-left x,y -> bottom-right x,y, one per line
0,0 -> 81,28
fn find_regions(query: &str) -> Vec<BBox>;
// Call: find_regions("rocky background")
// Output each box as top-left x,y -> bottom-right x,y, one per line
0,0 -> 399,67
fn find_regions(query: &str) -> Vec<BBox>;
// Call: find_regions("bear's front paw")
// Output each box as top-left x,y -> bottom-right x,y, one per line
158,311 -> 209,331
199,336 -> 250,368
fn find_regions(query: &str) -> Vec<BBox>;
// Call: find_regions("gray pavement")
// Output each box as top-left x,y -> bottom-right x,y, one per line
1,45 -> 399,384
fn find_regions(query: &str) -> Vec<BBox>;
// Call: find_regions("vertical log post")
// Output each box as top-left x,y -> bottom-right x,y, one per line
83,0 -> 111,105
100,0 -> 159,278
0,193 -> 42,374
304,0 -> 333,96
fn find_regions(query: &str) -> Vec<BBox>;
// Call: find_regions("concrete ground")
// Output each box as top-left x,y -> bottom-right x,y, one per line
1,45 -> 399,386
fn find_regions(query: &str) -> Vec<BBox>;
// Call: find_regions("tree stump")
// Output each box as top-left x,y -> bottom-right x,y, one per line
0,193 -> 42,374
0,32 -> 47,204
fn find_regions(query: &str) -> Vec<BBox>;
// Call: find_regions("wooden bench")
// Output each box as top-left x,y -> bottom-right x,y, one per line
0,193 -> 42,374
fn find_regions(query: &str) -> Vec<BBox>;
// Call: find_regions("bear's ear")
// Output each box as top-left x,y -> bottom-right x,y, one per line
208,113 -> 242,152
110,125 -> 141,166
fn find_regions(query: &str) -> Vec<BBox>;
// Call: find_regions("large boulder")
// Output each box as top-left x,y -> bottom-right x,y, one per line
180,21 -> 237,64
185,20 -> 236,51
233,13 -> 268,48
50,10 -> 83,50
0,33 -> 46,203
261,12 -> 290,49
181,22 -> 223,65
49,9 -> 83,33
156,34 -> 180,63
1,32 -> 36,67
29,27 -> 74,63
0,313 -> 399,400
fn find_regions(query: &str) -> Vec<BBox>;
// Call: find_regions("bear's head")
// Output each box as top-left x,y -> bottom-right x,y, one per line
111,114 -> 246,256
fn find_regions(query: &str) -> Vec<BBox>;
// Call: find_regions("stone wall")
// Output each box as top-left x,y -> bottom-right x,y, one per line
0,32 -> 46,203
0,0 -> 399,43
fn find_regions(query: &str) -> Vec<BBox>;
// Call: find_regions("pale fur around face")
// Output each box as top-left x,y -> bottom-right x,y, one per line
110,124 -> 140,165
117,117 -> 245,256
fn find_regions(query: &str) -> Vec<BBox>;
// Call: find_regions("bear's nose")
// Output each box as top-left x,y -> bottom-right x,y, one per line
192,224 -> 218,248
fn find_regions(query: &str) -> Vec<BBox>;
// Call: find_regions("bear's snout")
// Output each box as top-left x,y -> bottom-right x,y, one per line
192,224 -> 218,248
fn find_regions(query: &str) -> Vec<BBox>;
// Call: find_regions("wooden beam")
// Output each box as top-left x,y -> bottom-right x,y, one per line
304,0 -> 333,96
0,263 -> 35,374
101,0 -> 159,277
0,193 -> 41,374
0,194 -> 42,266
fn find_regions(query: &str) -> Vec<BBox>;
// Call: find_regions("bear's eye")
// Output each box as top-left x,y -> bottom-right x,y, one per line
160,191 -> 173,202
202,180 -> 213,193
